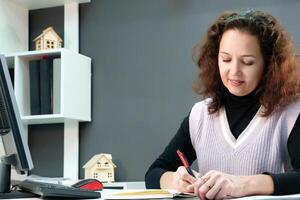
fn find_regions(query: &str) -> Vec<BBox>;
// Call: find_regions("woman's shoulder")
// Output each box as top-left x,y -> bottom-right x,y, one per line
278,98 -> 300,136
283,98 -> 300,113
189,98 -> 212,121
189,98 -> 212,141
278,99 -> 300,121
191,98 -> 211,111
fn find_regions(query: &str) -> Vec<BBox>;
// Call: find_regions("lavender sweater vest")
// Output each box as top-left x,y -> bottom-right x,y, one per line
189,99 -> 300,175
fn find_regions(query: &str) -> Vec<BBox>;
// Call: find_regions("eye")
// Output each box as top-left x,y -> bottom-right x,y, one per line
220,57 -> 231,63
222,59 -> 231,63
243,60 -> 254,65
219,54 -> 231,63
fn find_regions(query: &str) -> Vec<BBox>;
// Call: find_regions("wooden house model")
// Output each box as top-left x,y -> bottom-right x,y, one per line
33,26 -> 62,50
83,153 -> 116,182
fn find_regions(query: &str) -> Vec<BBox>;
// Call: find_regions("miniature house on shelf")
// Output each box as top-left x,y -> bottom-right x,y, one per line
33,26 -> 62,50
83,153 -> 116,182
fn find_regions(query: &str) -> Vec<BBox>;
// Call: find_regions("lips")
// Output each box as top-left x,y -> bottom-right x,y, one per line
229,79 -> 244,86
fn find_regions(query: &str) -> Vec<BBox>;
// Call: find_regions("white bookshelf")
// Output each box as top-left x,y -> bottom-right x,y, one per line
6,48 -> 91,124
1,0 -> 92,179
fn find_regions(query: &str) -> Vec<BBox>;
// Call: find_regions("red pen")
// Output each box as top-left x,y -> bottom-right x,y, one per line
176,149 -> 195,177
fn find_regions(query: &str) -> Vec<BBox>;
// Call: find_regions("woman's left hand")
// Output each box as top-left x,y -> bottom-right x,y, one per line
192,170 -> 249,200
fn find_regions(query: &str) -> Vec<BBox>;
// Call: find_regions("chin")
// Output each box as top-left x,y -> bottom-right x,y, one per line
228,88 -> 249,96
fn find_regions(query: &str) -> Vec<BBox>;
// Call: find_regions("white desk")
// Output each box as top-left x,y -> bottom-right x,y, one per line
4,181 -> 300,200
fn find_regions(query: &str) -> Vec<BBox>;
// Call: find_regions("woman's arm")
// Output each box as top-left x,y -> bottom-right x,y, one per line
266,113 -> 300,195
245,174 -> 274,195
145,116 -> 196,189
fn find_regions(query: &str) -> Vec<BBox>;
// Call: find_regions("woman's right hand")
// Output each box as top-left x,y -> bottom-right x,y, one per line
172,166 -> 198,193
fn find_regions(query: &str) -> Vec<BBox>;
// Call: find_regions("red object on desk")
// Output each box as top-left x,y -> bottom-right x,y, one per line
176,149 -> 195,177
72,179 -> 103,191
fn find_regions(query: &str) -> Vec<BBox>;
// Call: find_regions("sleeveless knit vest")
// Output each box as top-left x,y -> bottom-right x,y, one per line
189,99 -> 300,175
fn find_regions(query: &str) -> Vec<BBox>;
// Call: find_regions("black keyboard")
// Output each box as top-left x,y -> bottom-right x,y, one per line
18,179 -> 101,199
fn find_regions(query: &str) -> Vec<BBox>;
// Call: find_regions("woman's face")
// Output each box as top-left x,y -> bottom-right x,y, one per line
218,29 -> 264,96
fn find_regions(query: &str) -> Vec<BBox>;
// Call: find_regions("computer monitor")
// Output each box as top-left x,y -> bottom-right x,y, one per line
0,54 -> 33,195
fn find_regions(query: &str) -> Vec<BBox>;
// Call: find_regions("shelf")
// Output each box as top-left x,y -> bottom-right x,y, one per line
6,48 -> 62,58
22,114 -> 65,124
21,114 -> 90,124
2,0 -> 92,180
12,0 -> 91,10
6,48 -> 91,124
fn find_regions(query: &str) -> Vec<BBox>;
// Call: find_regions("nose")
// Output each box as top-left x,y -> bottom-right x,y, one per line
229,60 -> 241,76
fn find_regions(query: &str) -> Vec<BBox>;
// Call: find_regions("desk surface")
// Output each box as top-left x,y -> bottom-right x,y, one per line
3,181 -> 300,200
5,192 -> 300,200
5,195 -> 300,200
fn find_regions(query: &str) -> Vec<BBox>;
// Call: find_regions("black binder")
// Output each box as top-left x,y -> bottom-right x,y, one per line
29,60 -> 41,115
40,58 -> 53,114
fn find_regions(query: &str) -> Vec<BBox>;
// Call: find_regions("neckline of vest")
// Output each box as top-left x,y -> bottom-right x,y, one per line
219,106 -> 264,149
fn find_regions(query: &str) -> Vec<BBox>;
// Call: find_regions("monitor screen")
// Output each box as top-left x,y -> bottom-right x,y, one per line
0,54 -> 33,194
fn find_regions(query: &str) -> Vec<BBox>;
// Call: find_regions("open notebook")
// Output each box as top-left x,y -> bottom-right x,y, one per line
103,189 -> 300,200
103,189 -> 195,199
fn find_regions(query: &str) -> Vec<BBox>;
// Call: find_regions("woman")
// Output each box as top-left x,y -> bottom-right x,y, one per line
145,9 -> 300,199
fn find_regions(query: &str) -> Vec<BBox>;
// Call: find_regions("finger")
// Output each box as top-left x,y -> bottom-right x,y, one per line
175,167 -> 195,192
178,167 -> 196,184
192,177 -> 205,197
214,188 -> 224,200
202,170 -> 221,180
201,170 -> 222,188
184,173 -> 197,184
205,177 -> 225,200
215,185 -> 233,199
200,194 -> 207,200
203,172 -> 227,199
174,166 -> 187,183
192,174 -> 210,195
197,180 -> 212,199
173,168 -> 185,190
178,179 -> 194,193
197,172 -> 220,200
215,187 -> 232,200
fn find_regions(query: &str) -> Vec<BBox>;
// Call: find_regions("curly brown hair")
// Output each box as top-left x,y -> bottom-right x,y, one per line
193,9 -> 300,116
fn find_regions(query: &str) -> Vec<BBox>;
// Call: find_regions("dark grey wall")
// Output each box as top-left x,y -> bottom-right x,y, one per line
28,124 -> 64,176
29,0 -> 300,181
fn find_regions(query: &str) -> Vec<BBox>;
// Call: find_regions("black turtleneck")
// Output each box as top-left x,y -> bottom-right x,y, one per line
224,89 -> 261,139
145,91 -> 300,195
